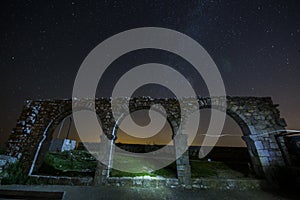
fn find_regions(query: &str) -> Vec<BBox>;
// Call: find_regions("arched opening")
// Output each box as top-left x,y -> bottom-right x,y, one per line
109,110 -> 178,178
188,108 -> 256,179
35,112 -> 102,177
49,116 -> 78,152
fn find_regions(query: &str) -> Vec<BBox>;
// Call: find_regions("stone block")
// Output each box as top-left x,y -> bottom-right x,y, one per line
259,157 -> 269,165
269,151 -> 276,157
166,178 -> 179,188
258,150 -> 270,157
133,177 -> 143,186
262,141 -> 270,149
254,141 -> 264,150
270,142 -> 278,149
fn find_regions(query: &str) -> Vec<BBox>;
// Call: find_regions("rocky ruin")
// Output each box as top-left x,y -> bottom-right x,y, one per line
4,96 -> 290,187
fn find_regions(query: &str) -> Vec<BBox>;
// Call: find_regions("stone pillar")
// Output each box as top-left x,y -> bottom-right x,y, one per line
242,136 -> 264,177
174,133 -> 192,188
94,161 -> 107,186
249,132 -> 286,182
94,134 -> 114,185
275,135 -> 292,166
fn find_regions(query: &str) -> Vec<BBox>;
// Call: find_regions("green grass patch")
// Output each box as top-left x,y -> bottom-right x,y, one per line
37,151 -> 249,179
110,156 -> 246,178
1,161 -> 42,185
190,159 -> 251,178
110,154 -> 177,178
110,162 -> 177,178
190,160 -> 227,178
38,150 -> 97,177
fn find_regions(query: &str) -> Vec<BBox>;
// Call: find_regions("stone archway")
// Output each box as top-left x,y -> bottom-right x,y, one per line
93,101 -> 184,185
6,96 -> 289,186
110,115 -> 176,171
93,97 -> 289,186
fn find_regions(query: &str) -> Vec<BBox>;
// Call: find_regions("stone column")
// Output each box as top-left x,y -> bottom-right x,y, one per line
242,136 -> 264,177
249,132 -> 286,183
94,134 -> 114,185
174,133 -> 192,188
275,135 -> 292,166
94,161 -> 107,186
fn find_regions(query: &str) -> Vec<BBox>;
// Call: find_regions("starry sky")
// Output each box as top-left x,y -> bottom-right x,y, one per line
0,0 -> 300,148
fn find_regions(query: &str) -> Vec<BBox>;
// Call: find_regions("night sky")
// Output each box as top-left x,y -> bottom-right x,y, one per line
1,0 -> 300,147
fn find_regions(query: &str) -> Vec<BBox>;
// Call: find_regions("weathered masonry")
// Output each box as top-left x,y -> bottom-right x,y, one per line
6,96 -> 290,186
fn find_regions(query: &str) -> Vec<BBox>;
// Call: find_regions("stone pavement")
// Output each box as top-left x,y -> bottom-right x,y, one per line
0,185 -> 294,200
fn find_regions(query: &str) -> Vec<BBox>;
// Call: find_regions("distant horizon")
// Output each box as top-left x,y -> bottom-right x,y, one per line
77,141 -> 247,148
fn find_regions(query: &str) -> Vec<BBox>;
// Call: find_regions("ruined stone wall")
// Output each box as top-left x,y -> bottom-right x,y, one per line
5,96 -> 288,179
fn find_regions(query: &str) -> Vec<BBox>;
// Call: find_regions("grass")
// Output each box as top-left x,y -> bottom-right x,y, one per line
37,150 -> 250,179
110,154 -> 177,177
190,160 -> 220,178
38,150 -> 97,177
109,154 -> 246,178
111,155 -> 249,178
0,161 -> 41,185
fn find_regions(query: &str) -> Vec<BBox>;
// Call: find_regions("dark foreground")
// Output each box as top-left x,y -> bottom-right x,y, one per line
0,185 -> 296,200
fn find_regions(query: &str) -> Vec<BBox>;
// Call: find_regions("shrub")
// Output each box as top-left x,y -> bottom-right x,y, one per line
1,161 -> 43,185
1,161 -> 27,184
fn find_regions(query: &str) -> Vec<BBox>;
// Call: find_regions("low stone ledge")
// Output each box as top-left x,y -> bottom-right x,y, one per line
192,178 -> 264,190
29,175 -> 93,186
107,176 -> 176,188
106,177 -> 264,190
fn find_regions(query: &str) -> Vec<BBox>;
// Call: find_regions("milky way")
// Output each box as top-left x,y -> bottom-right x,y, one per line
1,0 -> 300,146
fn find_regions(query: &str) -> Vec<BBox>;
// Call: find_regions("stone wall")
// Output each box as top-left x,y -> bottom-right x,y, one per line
5,96 -> 289,186
28,175 -> 93,186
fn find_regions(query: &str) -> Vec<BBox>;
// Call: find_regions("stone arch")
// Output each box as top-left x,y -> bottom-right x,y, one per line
30,109 -> 76,175
25,104 -> 99,175
5,96 -> 289,187
192,106 -> 263,177
112,111 -> 179,143
195,97 -> 288,179
225,110 -> 265,176
29,106 -> 110,175
94,105 -> 181,183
